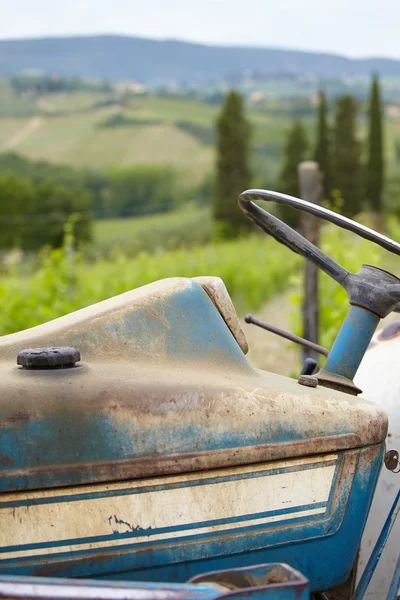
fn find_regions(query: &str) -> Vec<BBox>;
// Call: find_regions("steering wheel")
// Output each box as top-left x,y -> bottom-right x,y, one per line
239,189 -> 400,319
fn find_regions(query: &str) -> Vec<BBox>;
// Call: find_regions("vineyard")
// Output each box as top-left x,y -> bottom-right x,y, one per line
1,216 -> 394,355
0,226 -> 299,337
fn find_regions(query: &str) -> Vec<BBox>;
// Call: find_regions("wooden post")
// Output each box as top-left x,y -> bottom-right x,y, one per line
297,161 -> 323,364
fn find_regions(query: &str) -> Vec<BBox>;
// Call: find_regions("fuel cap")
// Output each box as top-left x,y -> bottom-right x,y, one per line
17,347 -> 81,369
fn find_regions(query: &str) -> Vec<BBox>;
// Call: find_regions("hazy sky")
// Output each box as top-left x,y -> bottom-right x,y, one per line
1,0 -> 399,58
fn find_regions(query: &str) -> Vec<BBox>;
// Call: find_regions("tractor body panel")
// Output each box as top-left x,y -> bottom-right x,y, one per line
0,278 -> 388,593
355,324 -> 400,599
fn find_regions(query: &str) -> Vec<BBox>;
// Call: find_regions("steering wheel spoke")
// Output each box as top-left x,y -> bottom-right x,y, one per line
239,189 -> 400,319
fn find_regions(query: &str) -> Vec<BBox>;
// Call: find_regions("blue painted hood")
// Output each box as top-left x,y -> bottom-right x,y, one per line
0,278 -> 388,492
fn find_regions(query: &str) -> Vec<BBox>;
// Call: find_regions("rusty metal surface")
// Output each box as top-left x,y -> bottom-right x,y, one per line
313,368 -> 363,396
385,450 -> 400,473
194,277 -> 249,354
189,563 -> 309,597
0,563 -> 310,600
0,277 -> 388,492
0,448 -> 365,581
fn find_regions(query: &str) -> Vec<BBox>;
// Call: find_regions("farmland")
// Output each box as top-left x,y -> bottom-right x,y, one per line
2,84 -> 400,192
0,83 -> 313,184
1,78 -> 400,366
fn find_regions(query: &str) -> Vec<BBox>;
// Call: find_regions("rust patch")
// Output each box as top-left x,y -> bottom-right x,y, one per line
0,411 -> 33,428
0,433 -> 361,492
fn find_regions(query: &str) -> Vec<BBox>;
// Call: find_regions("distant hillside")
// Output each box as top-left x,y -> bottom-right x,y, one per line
2,35 -> 400,83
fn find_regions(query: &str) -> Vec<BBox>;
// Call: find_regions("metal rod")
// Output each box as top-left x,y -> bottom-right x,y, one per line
324,306 -> 380,380
244,314 -> 329,357
353,490 -> 400,600
386,551 -> 400,600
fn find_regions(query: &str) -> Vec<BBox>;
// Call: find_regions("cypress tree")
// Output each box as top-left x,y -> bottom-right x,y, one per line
314,89 -> 332,199
333,95 -> 362,217
214,90 -> 252,238
277,120 -> 308,228
366,75 -> 384,218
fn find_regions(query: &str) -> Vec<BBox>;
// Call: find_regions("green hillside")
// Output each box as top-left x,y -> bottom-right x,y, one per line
0,90 -> 312,183
1,85 -> 400,195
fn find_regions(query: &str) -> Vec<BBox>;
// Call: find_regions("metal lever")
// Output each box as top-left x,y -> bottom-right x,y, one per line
244,314 -> 329,357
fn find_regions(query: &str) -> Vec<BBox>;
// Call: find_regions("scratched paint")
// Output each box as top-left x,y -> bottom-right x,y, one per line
0,455 -> 337,560
0,277 -> 388,493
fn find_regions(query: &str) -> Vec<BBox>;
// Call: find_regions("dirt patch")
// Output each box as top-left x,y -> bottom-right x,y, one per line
5,116 -> 43,149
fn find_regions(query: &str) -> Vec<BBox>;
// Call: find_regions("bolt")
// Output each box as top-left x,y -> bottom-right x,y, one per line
384,449 -> 399,473
298,374 -> 318,388
17,347 -> 81,370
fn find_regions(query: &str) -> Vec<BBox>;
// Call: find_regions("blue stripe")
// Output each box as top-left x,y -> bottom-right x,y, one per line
325,454 -> 346,512
0,501 -> 327,554
0,459 -> 337,509
0,506 -> 330,566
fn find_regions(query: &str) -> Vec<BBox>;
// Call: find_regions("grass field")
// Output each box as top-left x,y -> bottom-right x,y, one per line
0,92 -> 298,181
0,102 -> 216,182
93,205 -> 212,255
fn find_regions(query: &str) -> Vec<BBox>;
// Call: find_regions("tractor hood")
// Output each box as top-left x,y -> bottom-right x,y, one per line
0,277 -> 388,492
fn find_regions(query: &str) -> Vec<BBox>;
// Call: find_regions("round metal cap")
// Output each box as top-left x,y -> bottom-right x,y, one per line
17,347 -> 81,369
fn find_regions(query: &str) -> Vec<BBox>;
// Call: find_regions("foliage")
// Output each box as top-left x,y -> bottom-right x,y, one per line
0,153 -> 200,221
333,95 -> 362,217
290,216 -> 383,353
0,231 -> 299,336
314,89 -> 332,199
383,172 -> 400,219
10,74 -> 112,95
277,120 -> 308,228
214,90 -> 252,238
0,152 -> 108,218
366,76 -> 384,215
0,172 -> 91,249
102,165 -> 185,218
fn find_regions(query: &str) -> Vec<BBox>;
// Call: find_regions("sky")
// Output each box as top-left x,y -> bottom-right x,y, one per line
1,0 -> 400,59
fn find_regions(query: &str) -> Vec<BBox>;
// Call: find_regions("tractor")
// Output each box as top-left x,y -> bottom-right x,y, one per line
0,190 -> 398,599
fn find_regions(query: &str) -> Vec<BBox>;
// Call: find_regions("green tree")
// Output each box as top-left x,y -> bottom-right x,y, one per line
214,90 -> 252,238
333,95 -> 362,217
103,166 -> 181,218
277,120 -> 308,228
366,75 -> 384,221
30,180 -> 92,249
314,89 -> 332,199
0,172 -> 91,250
0,172 -> 35,248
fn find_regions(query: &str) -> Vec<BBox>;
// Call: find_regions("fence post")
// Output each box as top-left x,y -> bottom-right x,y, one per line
297,161 -> 323,364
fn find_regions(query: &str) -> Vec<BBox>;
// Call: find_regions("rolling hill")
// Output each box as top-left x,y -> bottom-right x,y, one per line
2,35 -> 400,83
